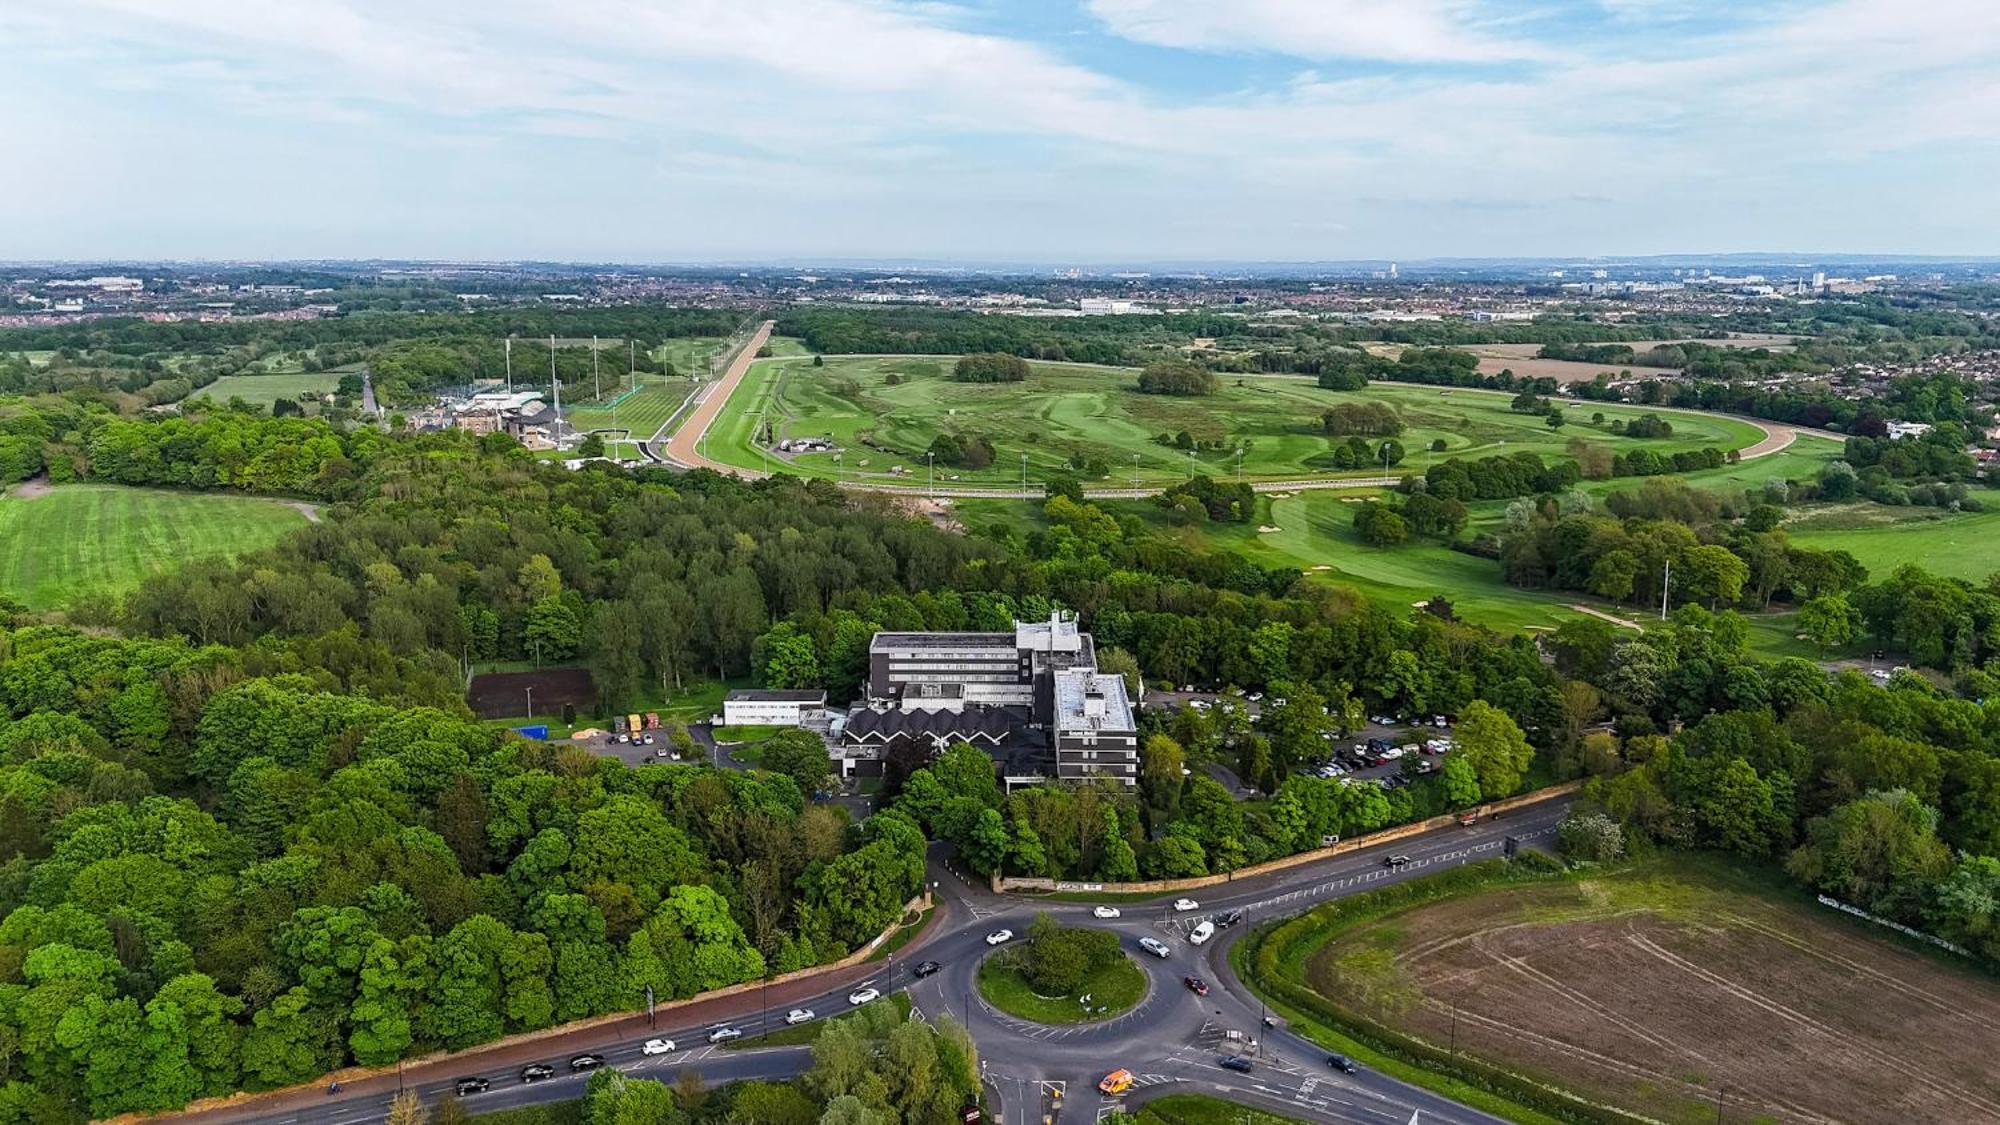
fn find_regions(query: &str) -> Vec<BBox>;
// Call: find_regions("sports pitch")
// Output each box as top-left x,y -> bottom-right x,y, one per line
703,356 -> 1768,487
0,483 -> 311,609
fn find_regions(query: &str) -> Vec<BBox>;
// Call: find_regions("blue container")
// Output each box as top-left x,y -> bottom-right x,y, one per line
513,724 -> 551,741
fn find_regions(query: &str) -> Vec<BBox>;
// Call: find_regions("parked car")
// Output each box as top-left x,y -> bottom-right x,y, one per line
569,1054 -> 605,1072
1433,715 -> 1449,727
454,1077 -> 491,1096
1218,1055 -> 1254,1073
1173,898 -> 1200,912
1327,1054 -> 1358,1074
786,1008 -> 815,1025
1138,936 -> 1172,958
848,987 -> 880,1006
913,960 -> 942,978
986,929 -> 1014,945
1092,905 -> 1122,919
1184,976 -> 1210,996
707,1026 -> 742,1044
519,1064 -> 555,1083
642,1038 -> 676,1055
1189,920 -> 1216,945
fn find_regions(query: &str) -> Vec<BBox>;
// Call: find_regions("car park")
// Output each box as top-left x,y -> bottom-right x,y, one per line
707,1026 -> 742,1044
520,1064 -> 555,1083
848,987 -> 880,1006
1092,905 -> 1122,919
642,1038 -> 676,1055
786,1008 -> 815,1024
1189,920 -> 1215,945
569,1054 -> 605,1071
1218,1055 -> 1254,1073
913,960 -> 941,978
1173,898 -> 1200,912
454,1077 -> 491,1096
986,929 -> 1014,945
1138,936 -> 1172,958
1327,1054 -> 1358,1074
1184,976 -> 1209,996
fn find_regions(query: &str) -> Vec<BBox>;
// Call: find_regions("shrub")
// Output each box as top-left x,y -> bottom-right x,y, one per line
1557,812 -> 1627,862
1320,402 -> 1404,436
953,353 -> 1029,383
1136,360 -> 1217,397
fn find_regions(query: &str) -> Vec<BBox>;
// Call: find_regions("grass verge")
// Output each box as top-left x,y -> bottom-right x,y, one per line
726,994 -> 911,1049
867,905 -> 936,963
1131,1093 -> 1306,1124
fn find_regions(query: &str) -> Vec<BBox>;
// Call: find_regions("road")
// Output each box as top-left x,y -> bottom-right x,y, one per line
160,801 -> 1567,1125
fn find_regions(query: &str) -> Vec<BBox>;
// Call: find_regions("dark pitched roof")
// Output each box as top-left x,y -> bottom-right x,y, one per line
841,705 -> 1020,744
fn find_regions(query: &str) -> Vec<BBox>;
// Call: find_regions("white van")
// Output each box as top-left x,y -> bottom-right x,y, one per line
1189,921 -> 1216,946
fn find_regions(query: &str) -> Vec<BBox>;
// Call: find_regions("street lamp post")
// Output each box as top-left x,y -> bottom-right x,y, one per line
525,686 -> 533,720
1131,452 -> 1140,490
927,452 -> 935,498
1020,453 -> 1028,497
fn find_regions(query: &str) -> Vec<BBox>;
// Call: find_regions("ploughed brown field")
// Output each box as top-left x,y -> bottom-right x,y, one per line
466,668 -> 597,719
1305,861 -> 2000,1124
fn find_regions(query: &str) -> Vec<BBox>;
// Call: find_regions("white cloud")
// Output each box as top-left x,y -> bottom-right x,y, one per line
1085,0 -> 1546,63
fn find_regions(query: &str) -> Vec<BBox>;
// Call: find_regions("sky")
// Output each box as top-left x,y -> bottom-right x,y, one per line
4,0 -> 1998,263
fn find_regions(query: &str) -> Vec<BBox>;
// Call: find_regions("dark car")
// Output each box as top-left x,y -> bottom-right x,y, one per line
519,1064 -> 555,1083
1327,1054 -> 1358,1074
1218,1055 -> 1254,1073
454,1077 -> 491,1096
1184,976 -> 1209,996
1384,854 -> 1411,868
568,1054 -> 606,1072
913,960 -> 942,978
1215,909 -> 1244,927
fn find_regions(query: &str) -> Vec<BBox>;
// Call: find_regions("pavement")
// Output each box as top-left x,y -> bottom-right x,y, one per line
158,798 -> 1566,1125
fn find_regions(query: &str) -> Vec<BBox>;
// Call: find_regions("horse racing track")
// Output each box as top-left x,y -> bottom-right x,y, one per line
1304,859 -> 2000,1124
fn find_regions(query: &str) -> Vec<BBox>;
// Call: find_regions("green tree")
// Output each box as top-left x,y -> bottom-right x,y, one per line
1438,754 -> 1482,808
1453,701 -> 1534,798
1798,593 -> 1860,651
524,596 -> 583,664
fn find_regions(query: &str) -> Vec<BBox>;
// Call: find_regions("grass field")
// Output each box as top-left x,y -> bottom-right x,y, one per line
703,357 -> 1767,488
1786,502 -> 2000,583
563,377 -> 698,441
0,483 -> 310,609
977,943 -> 1147,1024
1298,857 -> 2000,1125
188,371 -> 340,407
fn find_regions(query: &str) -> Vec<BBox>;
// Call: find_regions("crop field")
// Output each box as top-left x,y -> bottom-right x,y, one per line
1300,859 -> 2000,1125
0,483 -> 310,609
1784,503 -> 2000,583
188,371 -> 340,407
704,356 -> 1766,487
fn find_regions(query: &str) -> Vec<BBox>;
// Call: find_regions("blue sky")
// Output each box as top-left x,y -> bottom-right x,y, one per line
4,1 -> 1997,262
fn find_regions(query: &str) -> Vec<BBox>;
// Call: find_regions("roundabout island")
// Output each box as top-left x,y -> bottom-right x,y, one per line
977,915 -> 1148,1024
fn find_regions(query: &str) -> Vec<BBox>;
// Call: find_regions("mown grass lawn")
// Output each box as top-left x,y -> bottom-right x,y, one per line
977,947 -> 1146,1024
1784,501 -> 2000,584
0,483 -> 309,609
187,371 -> 341,408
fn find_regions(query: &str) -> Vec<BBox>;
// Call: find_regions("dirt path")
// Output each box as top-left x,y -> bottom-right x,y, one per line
6,476 -> 53,499
282,500 -> 321,523
660,320 -> 775,474
1568,604 -> 1642,631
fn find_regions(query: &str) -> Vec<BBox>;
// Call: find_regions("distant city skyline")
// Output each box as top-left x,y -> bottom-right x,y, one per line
5,1 -> 1998,261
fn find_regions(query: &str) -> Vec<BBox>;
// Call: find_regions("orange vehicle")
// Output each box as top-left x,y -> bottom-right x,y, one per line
1097,1069 -> 1135,1096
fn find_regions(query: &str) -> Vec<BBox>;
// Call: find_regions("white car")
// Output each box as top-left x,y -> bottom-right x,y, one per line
1189,921 -> 1216,946
642,1038 -> 676,1055
1173,898 -> 1200,912
1092,905 -> 1122,919
1138,937 -> 1172,958
985,929 -> 1014,945
785,1008 -> 815,1025
847,988 -> 880,1006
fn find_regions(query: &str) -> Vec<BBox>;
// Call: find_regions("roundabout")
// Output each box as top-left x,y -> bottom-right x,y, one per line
976,918 -> 1149,1024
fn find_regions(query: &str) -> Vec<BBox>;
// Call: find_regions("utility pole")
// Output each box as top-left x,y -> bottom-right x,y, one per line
592,335 -> 601,401
1236,446 -> 1244,481
1661,557 -> 1672,620
504,336 -> 512,392
525,686 -> 533,720
1021,453 -> 1029,497
1131,452 -> 1140,490
927,452 -> 935,498
548,335 -> 561,431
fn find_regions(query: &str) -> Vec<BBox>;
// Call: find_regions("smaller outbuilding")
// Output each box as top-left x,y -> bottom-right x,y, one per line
722,689 -> 827,727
